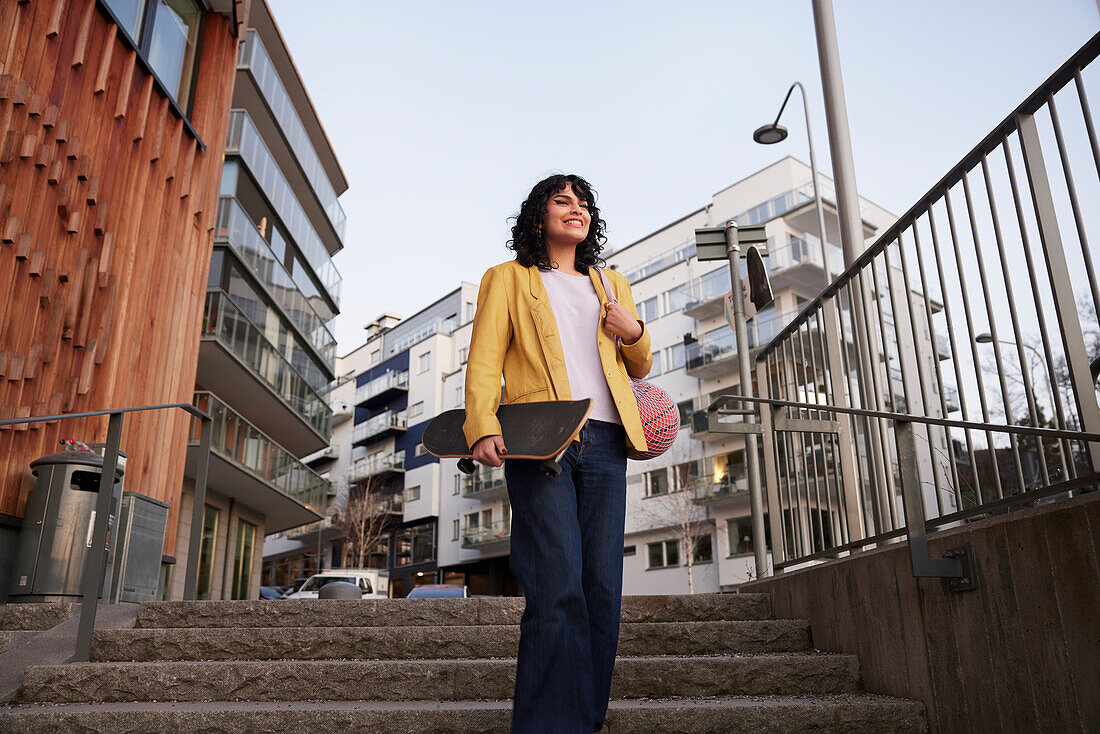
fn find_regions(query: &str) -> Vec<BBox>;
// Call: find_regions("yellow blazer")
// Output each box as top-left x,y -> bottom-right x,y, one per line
463,260 -> 653,455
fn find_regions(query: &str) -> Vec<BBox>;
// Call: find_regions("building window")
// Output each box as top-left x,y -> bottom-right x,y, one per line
639,296 -> 659,322
231,519 -> 256,599
645,469 -> 668,497
673,460 -> 701,491
419,353 -> 431,374
666,284 -> 687,313
728,515 -> 771,555
452,519 -> 460,541
623,545 -> 636,557
668,343 -> 686,371
102,0 -> 203,111
406,485 -> 420,502
693,533 -> 713,563
650,351 -> 662,377
647,539 -> 680,569
453,475 -> 461,495
676,399 -> 693,426
371,349 -> 381,365
414,443 -> 426,457
196,503 -> 219,600
464,302 -> 475,322
410,401 -> 424,418
458,346 -> 468,364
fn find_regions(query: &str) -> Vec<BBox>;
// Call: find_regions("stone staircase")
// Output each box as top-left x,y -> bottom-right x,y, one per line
0,594 -> 926,732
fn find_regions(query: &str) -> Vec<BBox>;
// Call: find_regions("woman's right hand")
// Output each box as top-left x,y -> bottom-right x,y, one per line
472,435 -> 507,466
470,435 -> 508,464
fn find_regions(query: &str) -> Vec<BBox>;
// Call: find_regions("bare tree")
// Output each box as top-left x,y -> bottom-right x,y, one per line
330,473 -> 396,569
634,443 -> 713,594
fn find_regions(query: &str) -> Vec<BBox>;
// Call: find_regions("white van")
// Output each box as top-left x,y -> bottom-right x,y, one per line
285,568 -> 389,599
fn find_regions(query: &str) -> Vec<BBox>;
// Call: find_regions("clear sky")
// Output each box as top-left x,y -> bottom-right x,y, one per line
266,0 -> 1099,355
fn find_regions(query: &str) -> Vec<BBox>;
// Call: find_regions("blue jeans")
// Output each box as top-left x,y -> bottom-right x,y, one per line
504,420 -> 628,734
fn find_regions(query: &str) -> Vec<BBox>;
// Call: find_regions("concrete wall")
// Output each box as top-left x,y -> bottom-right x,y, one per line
741,491 -> 1100,733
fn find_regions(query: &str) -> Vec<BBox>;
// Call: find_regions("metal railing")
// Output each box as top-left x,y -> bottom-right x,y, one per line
462,519 -> 512,548
0,404 -> 212,662
352,409 -> 408,444
462,465 -> 507,499
348,450 -> 406,483
735,32 -> 1100,577
354,369 -> 409,406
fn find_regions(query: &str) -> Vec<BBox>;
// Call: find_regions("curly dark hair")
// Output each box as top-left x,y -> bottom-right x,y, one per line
507,174 -> 607,273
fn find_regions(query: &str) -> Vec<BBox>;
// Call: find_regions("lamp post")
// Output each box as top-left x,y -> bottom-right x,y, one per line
753,81 -> 831,286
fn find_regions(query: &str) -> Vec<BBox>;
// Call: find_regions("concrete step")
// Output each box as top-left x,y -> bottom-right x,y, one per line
15,654 -> 861,703
91,619 -> 810,662
0,695 -> 929,733
134,593 -> 771,629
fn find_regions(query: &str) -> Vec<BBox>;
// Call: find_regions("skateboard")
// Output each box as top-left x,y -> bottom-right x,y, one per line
422,399 -> 592,477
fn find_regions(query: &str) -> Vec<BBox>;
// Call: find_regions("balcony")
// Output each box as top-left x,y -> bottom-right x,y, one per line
352,410 -> 408,446
215,197 -> 336,369
331,400 -> 353,427
348,450 -> 406,483
388,317 -> 457,357
683,268 -> 731,321
187,392 -> 325,534
620,237 -> 695,283
685,308 -> 798,380
766,234 -> 844,296
462,519 -> 512,550
305,444 -> 339,467
355,370 -> 409,409
237,30 -> 346,244
198,291 -> 331,455
462,466 -> 508,501
225,110 -> 341,306
692,474 -> 749,506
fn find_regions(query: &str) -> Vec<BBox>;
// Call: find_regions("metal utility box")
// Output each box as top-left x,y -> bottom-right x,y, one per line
110,492 -> 169,604
9,450 -> 126,602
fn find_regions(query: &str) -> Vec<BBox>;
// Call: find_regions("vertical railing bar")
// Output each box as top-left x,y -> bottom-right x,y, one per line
850,272 -> 888,534
757,357 -> 785,573
944,186 -> 1005,499
74,411 -> 124,663
774,351 -> 796,561
964,166 -> 1027,494
783,338 -> 808,557
1049,92 -> 1100,318
981,148 -> 1051,487
927,203 -> 982,507
895,227 -> 946,517
867,258 -> 903,530
826,433 -> 847,544
184,415 -> 213,599
795,323 -> 826,548
803,313 -> 837,544
837,284 -> 872,530
1002,136 -> 1074,480
910,218 -> 964,511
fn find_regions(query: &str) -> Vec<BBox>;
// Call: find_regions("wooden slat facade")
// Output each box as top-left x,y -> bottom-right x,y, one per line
0,0 -> 245,557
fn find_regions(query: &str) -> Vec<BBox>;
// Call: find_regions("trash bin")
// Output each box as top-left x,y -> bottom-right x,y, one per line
8,448 -> 126,602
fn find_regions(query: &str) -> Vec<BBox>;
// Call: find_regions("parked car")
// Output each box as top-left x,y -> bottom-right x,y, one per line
279,577 -> 309,598
406,584 -> 470,599
285,569 -> 389,599
259,586 -> 284,600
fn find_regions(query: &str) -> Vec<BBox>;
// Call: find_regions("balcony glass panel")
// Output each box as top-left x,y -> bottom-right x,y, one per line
354,370 -> 409,405
225,110 -> 342,305
692,473 -> 748,503
732,181 -> 869,227
388,318 -> 456,356
190,391 -> 329,513
620,237 -> 696,283
352,410 -> 408,444
216,197 -> 336,367
462,465 -> 506,498
771,233 -> 844,277
238,30 -> 347,242
462,519 -> 512,547
348,450 -> 406,483
202,290 -> 332,439
223,258 -> 331,390
684,268 -> 732,311
686,307 -> 796,371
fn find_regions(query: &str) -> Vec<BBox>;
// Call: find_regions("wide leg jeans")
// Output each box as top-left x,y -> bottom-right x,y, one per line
504,419 -> 628,734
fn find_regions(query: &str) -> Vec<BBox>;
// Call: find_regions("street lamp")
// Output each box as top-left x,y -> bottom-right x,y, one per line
753,81 -> 832,286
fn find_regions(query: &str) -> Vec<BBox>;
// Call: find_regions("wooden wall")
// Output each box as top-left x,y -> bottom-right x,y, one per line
741,492 -> 1100,733
0,0 -> 244,556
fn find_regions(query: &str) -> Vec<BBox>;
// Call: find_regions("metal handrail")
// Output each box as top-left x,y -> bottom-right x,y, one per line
0,403 -> 213,662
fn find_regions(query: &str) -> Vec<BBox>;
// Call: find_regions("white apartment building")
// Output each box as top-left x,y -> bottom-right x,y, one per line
267,157 -> 955,598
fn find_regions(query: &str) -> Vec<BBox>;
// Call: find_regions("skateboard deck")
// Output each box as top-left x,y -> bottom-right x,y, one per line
423,399 -> 592,476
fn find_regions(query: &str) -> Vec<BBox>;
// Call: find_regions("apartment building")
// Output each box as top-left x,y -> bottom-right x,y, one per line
169,0 -> 347,601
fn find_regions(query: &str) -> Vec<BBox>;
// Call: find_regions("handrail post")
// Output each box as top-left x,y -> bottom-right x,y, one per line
183,415 -> 213,599
73,411 -> 124,663
895,419 -> 970,583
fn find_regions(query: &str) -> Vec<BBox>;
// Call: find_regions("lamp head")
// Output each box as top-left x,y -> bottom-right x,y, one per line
975,333 -> 994,344
753,123 -> 788,145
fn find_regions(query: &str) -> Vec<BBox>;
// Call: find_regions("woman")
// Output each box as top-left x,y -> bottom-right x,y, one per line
463,174 -> 651,733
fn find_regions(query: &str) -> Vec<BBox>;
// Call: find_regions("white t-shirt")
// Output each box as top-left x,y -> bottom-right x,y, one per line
542,269 -> 621,424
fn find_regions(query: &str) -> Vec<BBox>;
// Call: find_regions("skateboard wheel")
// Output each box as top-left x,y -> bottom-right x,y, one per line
457,458 -> 477,475
541,460 -> 562,477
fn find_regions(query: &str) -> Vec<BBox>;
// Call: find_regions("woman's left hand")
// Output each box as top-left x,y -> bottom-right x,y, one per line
604,302 -> 644,344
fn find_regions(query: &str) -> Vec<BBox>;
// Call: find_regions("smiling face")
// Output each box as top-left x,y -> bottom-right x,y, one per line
541,183 -> 591,249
